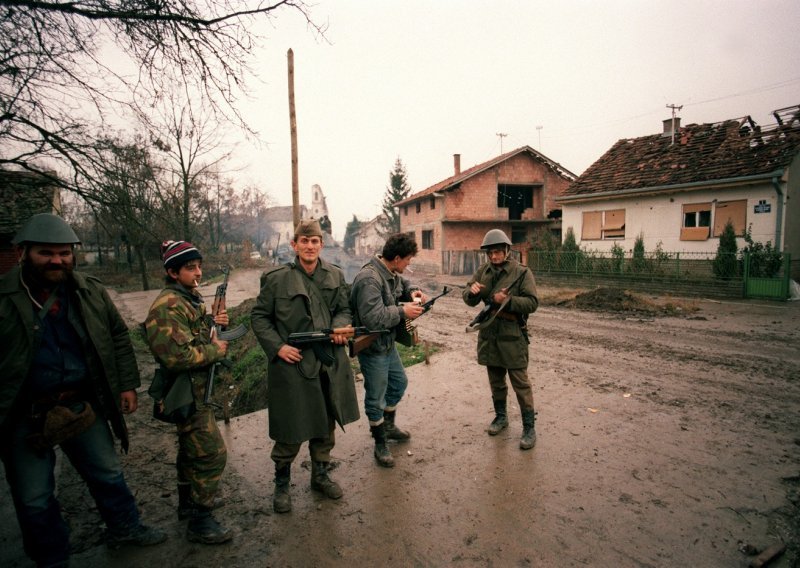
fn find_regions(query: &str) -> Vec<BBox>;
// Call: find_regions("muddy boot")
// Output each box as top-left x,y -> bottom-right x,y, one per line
370,423 -> 395,468
520,408 -> 536,450
383,409 -> 411,441
310,461 -> 343,499
186,508 -> 232,544
487,399 -> 509,436
273,464 -> 292,513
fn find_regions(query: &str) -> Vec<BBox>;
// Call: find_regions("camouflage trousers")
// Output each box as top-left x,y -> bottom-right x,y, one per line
176,379 -> 227,508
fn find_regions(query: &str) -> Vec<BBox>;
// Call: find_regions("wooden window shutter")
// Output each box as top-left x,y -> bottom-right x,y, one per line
602,209 -> 625,238
713,200 -> 747,236
582,211 -> 602,240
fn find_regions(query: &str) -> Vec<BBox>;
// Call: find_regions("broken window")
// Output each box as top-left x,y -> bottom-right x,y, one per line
511,226 -> 527,244
497,184 -> 535,220
422,230 -> 434,250
416,202 -> 421,214
681,202 -> 712,240
582,209 -> 625,240
430,196 -> 436,210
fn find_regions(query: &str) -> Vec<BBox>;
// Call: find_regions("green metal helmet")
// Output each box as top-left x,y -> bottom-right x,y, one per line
12,213 -> 81,246
480,229 -> 511,249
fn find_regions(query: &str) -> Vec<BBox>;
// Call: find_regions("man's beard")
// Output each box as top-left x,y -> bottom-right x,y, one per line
22,259 -> 73,289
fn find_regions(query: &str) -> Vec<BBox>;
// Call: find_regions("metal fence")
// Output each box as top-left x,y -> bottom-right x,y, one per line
526,250 -> 792,300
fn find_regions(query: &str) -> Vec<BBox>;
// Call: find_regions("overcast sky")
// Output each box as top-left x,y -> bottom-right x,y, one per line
230,0 -> 800,240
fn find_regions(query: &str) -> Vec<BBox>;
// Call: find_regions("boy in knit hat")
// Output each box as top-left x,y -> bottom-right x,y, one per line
144,241 -> 233,544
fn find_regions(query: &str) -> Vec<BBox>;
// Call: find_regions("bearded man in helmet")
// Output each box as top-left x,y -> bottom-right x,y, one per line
462,229 -> 539,450
0,213 -> 166,567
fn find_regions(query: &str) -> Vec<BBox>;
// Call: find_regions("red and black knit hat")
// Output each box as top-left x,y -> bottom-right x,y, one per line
161,240 -> 202,271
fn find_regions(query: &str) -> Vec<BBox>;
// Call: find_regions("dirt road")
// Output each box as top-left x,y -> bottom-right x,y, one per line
2,269 -> 798,567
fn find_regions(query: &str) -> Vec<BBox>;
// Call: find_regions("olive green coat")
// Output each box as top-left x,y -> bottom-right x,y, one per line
462,259 -> 539,369
0,266 -> 140,450
251,259 -> 359,444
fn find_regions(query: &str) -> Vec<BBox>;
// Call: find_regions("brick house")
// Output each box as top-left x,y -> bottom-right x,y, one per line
557,104 -> 800,278
395,147 -> 577,274
0,170 -> 61,275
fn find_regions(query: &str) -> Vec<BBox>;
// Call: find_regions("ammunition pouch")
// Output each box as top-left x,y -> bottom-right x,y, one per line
148,367 -> 196,424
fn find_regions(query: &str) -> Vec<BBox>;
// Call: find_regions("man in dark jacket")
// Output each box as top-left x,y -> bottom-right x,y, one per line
0,214 -> 166,568
251,219 -> 359,514
462,229 -> 539,450
350,233 -> 427,468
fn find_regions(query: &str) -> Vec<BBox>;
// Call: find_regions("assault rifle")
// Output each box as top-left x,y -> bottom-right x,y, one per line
288,326 -> 391,364
395,286 -> 451,346
466,270 -> 528,333
204,267 -> 249,405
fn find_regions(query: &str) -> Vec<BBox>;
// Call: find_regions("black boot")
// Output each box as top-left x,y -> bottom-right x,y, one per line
487,399 -> 508,436
273,464 -> 292,514
383,409 -> 411,441
311,461 -> 343,499
370,423 -> 395,468
186,507 -> 232,544
520,408 -> 536,450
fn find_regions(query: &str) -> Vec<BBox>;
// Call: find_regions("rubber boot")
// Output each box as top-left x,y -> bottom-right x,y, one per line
520,408 -> 536,450
273,464 -> 292,513
487,399 -> 509,436
370,423 -> 395,468
310,461 -> 343,499
186,507 -> 232,544
383,409 -> 411,441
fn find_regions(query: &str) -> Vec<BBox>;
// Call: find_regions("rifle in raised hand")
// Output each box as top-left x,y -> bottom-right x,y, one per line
395,286 -> 451,346
204,267 -> 249,405
288,326 -> 391,364
466,270 -> 528,333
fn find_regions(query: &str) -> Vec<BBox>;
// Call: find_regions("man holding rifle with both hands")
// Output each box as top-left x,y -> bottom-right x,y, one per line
462,229 -> 539,450
251,219 -> 360,514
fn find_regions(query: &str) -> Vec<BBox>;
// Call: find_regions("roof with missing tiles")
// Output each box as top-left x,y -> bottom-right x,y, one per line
561,104 -> 800,199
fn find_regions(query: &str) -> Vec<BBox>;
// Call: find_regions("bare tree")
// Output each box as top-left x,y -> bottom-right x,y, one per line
1,0 -> 322,195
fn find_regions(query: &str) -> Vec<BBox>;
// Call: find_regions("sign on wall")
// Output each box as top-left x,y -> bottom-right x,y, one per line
754,199 -> 771,214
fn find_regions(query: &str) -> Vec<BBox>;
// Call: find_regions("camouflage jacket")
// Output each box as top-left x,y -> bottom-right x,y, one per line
144,283 -> 225,373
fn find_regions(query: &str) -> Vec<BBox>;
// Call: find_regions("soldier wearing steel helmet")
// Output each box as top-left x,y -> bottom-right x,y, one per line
462,229 -> 540,450
0,213 -> 166,567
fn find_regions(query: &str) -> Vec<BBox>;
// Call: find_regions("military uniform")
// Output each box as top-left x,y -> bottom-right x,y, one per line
144,283 -> 227,511
463,257 -> 539,446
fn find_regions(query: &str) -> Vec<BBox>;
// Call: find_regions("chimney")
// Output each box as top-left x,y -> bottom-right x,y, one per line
662,117 -> 681,137
453,154 -> 461,176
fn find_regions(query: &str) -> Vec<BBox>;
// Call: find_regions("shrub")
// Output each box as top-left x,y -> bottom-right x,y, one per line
740,225 -> 783,277
713,221 -> 738,279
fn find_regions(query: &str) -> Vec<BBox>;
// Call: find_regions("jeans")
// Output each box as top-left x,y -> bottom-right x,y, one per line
358,347 -> 408,423
1,413 -> 140,566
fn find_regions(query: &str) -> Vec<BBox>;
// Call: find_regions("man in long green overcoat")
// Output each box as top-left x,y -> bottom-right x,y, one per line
251,219 -> 359,514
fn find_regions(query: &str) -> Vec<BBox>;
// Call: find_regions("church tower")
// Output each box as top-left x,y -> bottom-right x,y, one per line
310,184 -> 332,237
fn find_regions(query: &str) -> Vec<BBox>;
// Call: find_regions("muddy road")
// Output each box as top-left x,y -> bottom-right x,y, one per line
1,269 -> 798,567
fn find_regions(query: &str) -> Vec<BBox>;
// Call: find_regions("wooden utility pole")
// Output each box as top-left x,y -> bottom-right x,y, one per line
288,48 -> 300,228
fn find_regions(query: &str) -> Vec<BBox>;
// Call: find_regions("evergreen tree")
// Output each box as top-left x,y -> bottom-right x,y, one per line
631,232 -> 646,273
713,220 -> 738,279
343,215 -> 363,253
379,157 -> 412,236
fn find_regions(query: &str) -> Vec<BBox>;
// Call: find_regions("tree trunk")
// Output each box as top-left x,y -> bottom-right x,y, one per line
136,246 -> 150,291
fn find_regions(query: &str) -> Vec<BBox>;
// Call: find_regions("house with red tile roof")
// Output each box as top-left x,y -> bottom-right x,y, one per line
395,147 -> 577,274
557,104 -> 800,277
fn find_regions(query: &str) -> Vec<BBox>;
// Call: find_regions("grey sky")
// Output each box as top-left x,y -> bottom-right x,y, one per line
233,1 -> 800,240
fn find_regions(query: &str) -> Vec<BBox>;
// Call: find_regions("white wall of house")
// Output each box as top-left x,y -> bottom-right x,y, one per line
561,182 -> 781,254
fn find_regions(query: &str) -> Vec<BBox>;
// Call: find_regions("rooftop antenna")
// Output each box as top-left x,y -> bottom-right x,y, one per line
666,103 -> 683,145
496,132 -> 508,154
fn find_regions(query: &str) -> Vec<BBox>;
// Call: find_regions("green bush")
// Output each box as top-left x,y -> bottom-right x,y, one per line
740,226 -> 782,277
